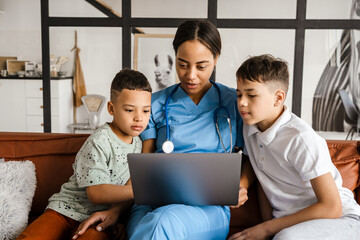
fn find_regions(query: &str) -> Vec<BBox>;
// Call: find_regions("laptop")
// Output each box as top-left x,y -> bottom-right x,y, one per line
128,152 -> 242,206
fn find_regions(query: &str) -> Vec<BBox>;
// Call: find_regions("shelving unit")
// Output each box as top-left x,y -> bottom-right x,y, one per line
0,77 -> 73,132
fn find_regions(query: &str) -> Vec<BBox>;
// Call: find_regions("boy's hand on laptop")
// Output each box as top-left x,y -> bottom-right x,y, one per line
72,206 -> 120,239
230,186 -> 248,208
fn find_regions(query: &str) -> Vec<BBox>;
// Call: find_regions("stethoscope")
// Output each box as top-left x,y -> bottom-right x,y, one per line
162,80 -> 233,153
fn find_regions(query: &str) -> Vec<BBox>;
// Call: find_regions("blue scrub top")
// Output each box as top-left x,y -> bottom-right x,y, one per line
140,82 -> 244,153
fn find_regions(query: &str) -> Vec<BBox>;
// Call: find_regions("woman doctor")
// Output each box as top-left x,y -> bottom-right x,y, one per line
73,19 -> 250,240
126,19 -> 247,240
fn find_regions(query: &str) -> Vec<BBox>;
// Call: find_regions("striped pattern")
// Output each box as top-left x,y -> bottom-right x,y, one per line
349,34 -> 360,113
312,30 -> 351,132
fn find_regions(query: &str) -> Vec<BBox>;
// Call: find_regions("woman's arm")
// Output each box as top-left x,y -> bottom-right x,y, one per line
229,172 -> 342,240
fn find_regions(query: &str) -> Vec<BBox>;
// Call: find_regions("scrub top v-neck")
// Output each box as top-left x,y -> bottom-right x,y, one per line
140,82 -> 244,153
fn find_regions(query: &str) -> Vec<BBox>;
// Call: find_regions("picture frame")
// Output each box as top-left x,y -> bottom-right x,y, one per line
133,33 -> 178,92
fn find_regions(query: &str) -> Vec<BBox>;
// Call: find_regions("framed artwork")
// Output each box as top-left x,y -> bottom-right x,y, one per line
302,29 -> 360,140
133,33 -> 177,92
300,1 -> 360,140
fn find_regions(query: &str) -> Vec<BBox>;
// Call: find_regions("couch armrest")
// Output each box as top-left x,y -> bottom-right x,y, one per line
0,132 -> 89,218
326,140 -> 360,202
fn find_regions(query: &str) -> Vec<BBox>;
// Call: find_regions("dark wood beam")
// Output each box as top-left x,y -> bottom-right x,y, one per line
292,0 -> 306,117
208,0 -> 217,25
40,0 -> 51,132
131,18 -> 199,28
304,20 -> 360,29
84,0 -> 120,18
217,19 -> 298,29
48,17 -> 122,27
208,0 -> 217,82
122,0 -> 131,68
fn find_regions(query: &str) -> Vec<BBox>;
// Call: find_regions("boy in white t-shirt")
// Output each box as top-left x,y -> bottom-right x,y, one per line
17,69 -> 152,240
230,54 -> 360,240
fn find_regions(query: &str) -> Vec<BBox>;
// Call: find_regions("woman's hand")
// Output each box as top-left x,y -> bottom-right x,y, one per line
230,186 -> 248,208
72,207 -> 120,239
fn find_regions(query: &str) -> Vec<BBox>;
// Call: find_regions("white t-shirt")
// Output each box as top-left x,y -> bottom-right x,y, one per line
244,106 -> 360,219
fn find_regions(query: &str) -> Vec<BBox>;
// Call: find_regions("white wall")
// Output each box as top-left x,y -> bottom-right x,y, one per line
306,0 -> 353,19
132,0 -> 207,18
0,0 -> 42,62
49,27 -> 122,124
217,0 -> 297,19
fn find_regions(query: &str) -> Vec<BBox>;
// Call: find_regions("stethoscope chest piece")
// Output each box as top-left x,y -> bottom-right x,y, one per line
162,140 -> 174,153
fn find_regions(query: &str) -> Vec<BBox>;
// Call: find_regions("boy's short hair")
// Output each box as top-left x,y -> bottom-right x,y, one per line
236,54 -> 289,94
111,69 -> 152,102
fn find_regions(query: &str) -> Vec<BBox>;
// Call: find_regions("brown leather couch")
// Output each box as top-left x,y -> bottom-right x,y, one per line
1,132 -> 360,237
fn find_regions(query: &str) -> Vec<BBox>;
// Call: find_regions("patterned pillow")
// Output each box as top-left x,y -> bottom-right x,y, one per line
0,161 -> 36,240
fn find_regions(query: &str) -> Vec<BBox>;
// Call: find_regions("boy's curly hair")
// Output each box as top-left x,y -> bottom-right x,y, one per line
111,68 -> 152,102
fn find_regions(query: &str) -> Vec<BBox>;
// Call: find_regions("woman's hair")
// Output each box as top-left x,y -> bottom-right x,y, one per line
110,68 -> 152,102
236,54 -> 289,94
173,19 -> 221,58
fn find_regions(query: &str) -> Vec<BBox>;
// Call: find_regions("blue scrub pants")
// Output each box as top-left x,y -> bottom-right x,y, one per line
127,204 -> 230,240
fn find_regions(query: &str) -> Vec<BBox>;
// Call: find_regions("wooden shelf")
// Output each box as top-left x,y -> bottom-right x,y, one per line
0,76 -> 73,80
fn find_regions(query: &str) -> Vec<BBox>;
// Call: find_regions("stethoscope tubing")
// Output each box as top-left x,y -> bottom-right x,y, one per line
163,80 -> 232,153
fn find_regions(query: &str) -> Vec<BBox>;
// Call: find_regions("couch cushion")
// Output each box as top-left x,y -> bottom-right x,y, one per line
326,140 -> 360,194
229,184 -> 262,231
0,132 -> 89,218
